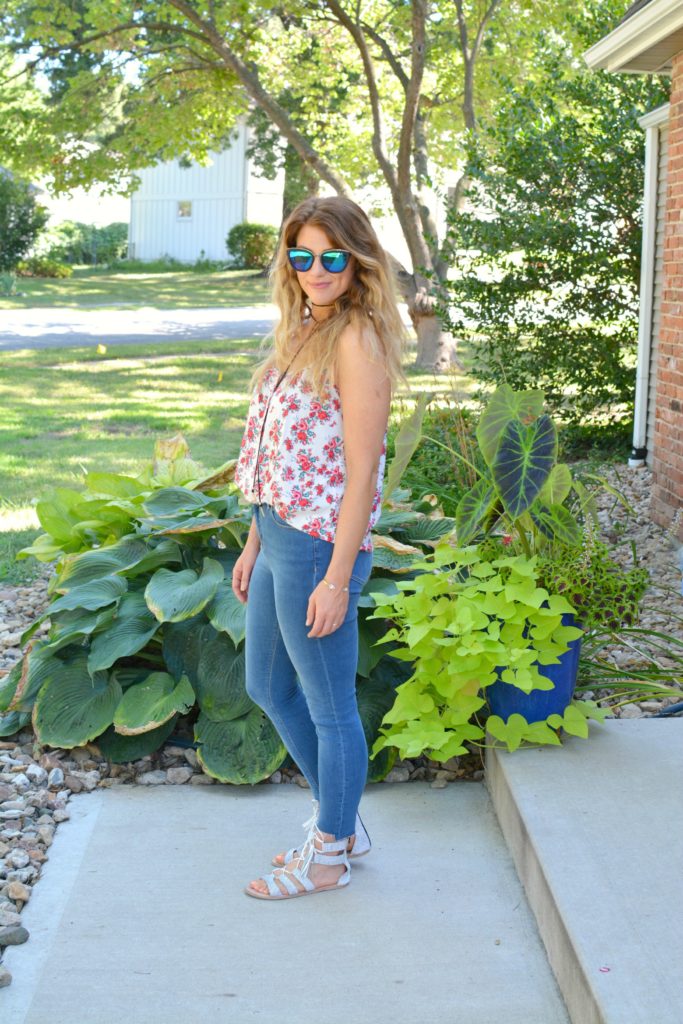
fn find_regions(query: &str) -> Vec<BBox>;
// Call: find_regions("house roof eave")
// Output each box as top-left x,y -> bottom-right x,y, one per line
584,0 -> 683,74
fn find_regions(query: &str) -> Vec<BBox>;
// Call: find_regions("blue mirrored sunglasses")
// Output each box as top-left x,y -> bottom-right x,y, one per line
287,247 -> 351,273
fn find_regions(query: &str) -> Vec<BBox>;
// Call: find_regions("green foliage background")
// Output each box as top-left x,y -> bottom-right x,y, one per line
439,8 -> 669,422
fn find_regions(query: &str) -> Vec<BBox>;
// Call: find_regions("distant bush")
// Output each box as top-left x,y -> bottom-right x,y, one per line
38,221 -> 129,265
226,222 -> 278,270
0,170 -> 49,274
113,255 -> 185,273
191,251 -> 227,273
17,256 -> 73,278
112,254 -> 227,274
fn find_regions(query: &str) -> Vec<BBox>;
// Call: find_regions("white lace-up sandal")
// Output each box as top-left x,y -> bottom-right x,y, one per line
271,798 -> 371,867
245,822 -> 351,900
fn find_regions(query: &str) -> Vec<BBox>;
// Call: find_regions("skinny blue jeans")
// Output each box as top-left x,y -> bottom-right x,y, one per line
244,502 -> 373,839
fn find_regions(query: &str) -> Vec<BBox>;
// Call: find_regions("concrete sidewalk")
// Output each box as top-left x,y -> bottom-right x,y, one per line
1,782 -> 569,1024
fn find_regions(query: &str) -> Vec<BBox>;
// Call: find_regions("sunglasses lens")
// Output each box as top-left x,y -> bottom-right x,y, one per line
321,250 -> 350,273
288,248 -> 314,271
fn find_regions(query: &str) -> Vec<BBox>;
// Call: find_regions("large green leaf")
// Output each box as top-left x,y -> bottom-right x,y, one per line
8,644 -> 67,712
125,539 -> 182,577
537,463 -> 572,506
155,515 -> 232,536
455,477 -> 496,545
113,672 -> 195,735
87,592 -> 160,672
371,537 -> 423,573
16,533 -> 67,562
476,384 -> 545,466
373,508 -> 421,534
206,579 -> 246,645
94,716 -> 178,762
194,709 -> 287,784
46,575 -> 128,615
33,656 -> 123,747
492,415 -> 557,519
383,391 -> 430,506
195,457 -> 238,492
0,662 -> 22,713
43,605 -> 118,654
57,536 -> 148,590
145,558 -> 224,622
162,615 -> 206,684
71,498 -> 135,526
195,631 -> 252,721
143,487 -> 215,516
85,472 -> 145,498
403,515 -> 456,546
0,711 -> 31,737
530,503 -> 582,546
35,487 -> 83,542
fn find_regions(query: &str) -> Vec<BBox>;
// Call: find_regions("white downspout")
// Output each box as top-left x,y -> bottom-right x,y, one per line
631,104 -> 669,466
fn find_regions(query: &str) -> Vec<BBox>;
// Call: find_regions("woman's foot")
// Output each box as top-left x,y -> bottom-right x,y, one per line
247,828 -> 350,898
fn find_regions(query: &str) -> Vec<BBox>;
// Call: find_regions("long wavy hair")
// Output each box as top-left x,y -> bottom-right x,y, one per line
248,196 -> 408,398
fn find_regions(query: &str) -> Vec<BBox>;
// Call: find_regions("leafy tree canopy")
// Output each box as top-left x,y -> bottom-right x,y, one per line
438,2 -> 669,421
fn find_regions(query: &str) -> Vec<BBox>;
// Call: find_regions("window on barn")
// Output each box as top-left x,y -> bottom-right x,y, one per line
177,201 -> 192,220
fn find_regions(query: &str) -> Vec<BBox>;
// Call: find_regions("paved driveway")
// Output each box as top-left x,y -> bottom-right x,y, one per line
0,306 -> 278,350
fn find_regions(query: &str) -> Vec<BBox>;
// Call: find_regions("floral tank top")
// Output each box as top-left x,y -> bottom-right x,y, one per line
233,365 -> 386,551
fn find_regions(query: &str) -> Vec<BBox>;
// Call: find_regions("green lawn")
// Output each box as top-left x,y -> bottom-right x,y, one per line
0,338 -> 470,582
0,267 -> 271,310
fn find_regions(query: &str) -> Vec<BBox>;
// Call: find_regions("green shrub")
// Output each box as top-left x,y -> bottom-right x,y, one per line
438,22 -> 669,424
227,222 -> 278,270
113,255 -> 185,273
0,169 -> 49,273
17,255 -> 73,278
38,220 -> 129,265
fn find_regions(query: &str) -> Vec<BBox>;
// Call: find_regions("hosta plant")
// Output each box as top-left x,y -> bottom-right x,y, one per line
1,400 -> 451,782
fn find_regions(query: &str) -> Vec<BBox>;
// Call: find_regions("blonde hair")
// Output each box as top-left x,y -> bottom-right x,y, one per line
248,196 -> 408,398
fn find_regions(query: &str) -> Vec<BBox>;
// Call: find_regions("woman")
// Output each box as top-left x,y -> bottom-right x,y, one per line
232,195 -> 407,900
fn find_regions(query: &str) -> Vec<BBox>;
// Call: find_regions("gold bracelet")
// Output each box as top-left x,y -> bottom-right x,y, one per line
322,577 -> 349,593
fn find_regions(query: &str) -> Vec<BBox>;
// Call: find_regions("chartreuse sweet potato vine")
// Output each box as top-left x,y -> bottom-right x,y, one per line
368,542 -> 608,757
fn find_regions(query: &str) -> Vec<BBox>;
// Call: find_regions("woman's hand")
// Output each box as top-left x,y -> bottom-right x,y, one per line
306,580 -> 349,638
232,541 -> 260,604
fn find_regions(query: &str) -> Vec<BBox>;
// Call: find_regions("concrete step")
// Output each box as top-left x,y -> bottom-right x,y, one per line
2,781 -> 569,1024
485,718 -> 683,1024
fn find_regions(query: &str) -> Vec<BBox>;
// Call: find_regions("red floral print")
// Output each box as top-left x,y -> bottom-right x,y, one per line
233,366 -> 386,551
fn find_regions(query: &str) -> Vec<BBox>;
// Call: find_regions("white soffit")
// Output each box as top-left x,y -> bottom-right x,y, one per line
584,0 -> 683,73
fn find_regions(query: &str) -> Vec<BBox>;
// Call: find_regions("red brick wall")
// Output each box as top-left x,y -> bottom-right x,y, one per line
654,52 -> 683,539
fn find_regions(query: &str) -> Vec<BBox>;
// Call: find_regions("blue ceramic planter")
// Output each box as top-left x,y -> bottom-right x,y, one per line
486,613 -> 583,724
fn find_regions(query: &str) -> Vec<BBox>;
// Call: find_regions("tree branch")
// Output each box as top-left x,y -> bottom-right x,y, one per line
324,0 -> 397,196
360,22 -> 410,92
166,0 -> 352,196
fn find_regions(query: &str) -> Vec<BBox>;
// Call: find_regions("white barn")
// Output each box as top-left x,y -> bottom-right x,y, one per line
127,123 -> 284,263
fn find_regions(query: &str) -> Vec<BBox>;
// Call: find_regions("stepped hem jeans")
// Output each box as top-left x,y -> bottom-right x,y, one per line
244,502 -> 373,839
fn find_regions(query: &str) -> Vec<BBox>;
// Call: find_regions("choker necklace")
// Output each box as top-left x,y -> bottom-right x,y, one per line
304,299 -> 335,324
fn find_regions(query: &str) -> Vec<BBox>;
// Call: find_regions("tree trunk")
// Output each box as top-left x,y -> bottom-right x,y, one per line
410,301 -> 461,371
390,258 -> 461,370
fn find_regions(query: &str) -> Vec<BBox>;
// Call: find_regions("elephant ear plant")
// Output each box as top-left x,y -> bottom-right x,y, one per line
0,400 -> 450,783
369,384 -> 649,757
